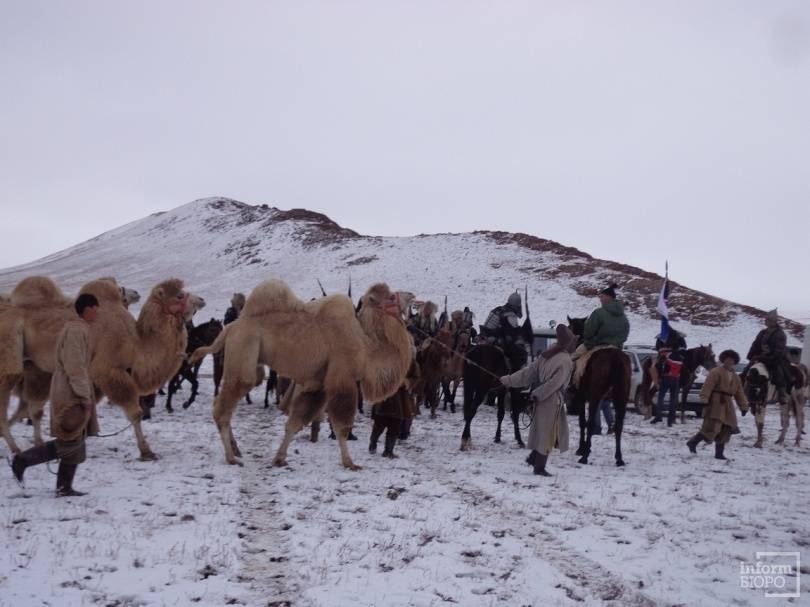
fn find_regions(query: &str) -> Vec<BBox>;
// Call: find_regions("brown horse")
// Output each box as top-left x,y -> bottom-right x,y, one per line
568,317 -> 632,466
639,344 -> 716,421
416,330 -> 453,418
441,329 -> 472,413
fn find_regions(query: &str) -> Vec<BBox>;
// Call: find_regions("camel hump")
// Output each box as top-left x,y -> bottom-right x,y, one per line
80,278 -> 126,304
243,279 -> 305,317
10,276 -> 69,309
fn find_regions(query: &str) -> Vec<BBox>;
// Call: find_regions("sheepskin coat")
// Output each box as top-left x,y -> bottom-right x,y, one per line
501,351 -> 572,455
699,366 -> 748,434
50,319 -> 99,441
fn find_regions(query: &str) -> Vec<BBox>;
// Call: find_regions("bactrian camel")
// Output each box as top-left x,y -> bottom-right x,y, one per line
190,280 -> 413,470
0,276 -> 204,460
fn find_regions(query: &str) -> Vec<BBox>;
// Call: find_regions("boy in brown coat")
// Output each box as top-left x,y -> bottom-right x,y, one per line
10,293 -> 99,496
686,349 -> 749,460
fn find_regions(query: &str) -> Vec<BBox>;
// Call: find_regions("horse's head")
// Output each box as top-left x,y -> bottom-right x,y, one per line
567,316 -> 587,339
699,343 -> 717,369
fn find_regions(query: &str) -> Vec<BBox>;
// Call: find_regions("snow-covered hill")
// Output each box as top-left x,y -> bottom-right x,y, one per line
0,197 -> 802,353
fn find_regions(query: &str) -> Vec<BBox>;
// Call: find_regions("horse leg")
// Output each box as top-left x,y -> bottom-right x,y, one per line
182,366 -> 200,409
165,376 -> 178,413
578,399 -> 598,465
575,391 -> 587,457
494,392 -> 505,443
461,390 -> 479,451
614,399 -> 627,466
450,380 -> 460,413
511,390 -> 524,448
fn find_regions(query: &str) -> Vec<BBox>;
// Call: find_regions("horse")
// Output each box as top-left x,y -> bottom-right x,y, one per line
460,344 -> 528,450
567,316 -> 632,466
639,344 -> 716,421
441,329 -> 472,413
165,319 -> 223,412
416,330 -> 453,418
744,361 -> 805,447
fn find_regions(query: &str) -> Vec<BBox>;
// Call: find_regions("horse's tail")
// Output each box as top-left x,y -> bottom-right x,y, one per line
190,323 -> 232,365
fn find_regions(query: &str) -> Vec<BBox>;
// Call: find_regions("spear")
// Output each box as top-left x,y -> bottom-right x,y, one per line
524,284 -> 535,361
316,279 -> 327,298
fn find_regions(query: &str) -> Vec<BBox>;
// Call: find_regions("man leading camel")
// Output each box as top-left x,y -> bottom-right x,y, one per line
10,293 -> 100,497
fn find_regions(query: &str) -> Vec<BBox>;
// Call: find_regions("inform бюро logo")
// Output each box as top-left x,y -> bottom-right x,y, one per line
739,552 -> 801,598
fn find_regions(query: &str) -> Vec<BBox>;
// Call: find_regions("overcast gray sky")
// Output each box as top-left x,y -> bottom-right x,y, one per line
1,1 -> 808,311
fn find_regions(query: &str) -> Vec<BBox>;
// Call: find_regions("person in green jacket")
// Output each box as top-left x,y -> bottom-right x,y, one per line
572,284 -> 630,386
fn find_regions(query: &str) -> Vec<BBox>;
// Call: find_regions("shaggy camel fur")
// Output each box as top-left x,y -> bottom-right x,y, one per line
0,277 -> 202,460
190,280 -> 412,469
0,277 -> 135,453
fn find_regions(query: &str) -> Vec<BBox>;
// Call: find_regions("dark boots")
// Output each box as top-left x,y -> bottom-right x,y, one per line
381,429 -> 398,458
686,433 -> 705,454
10,441 -> 58,486
714,441 -> 727,460
525,451 -> 537,466
532,451 -> 551,476
56,462 -> 86,497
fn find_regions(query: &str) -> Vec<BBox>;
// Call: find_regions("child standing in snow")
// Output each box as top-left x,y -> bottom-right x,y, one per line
686,349 -> 749,459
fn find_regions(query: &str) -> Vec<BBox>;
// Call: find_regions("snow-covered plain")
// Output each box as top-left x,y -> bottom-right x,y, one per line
2,379 -> 808,606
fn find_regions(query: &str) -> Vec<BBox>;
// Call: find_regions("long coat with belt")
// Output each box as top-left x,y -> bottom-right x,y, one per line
698,366 -> 748,439
501,350 -> 572,455
50,318 -> 99,442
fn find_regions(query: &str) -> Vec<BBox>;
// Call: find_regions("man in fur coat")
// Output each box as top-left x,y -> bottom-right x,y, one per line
500,324 -> 576,476
11,293 -> 100,496
687,349 -> 749,460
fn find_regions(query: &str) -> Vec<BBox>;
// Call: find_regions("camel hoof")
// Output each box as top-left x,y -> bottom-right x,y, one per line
272,458 -> 287,468
753,441 -> 763,449
577,456 -> 589,465
616,460 -> 626,467
227,458 -> 244,467
139,452 -> 159,462
343,462 -> 362,471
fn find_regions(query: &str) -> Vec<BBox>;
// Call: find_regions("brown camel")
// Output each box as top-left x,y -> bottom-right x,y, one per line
190,280 -> 412,469
0,277 -> 136,453
0,276 -> 202,460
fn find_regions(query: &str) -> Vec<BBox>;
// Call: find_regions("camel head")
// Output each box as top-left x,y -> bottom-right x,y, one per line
143,278 -> 201,321
362,283 -> 408,320
95,277 -> 141,308
184,293 -> 207,322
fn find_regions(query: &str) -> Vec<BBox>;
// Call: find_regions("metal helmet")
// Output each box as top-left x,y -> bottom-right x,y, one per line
507,291 -> 523,317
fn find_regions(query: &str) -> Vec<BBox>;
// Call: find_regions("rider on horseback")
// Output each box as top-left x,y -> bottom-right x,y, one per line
481,292 -> 527,371
571,284 -> 630,386
224,292 -> 246,325
747,309 -> 792,404
408,301 -> 439,347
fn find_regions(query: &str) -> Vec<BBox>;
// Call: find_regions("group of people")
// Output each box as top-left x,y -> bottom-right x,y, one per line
8,279 -> 805,495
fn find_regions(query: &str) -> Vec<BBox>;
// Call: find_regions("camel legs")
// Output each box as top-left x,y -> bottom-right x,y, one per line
494,392 -> 506,443
273,387 -> 326,467
212,383 -> 246,465
26,399 -> 46,447
125,402 -> 158,461
0,378 -> 22,454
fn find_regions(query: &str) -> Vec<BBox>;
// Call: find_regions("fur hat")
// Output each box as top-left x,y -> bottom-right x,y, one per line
766,309 -> 778,322
542,324 -> 577,359
600,283 -> 618,299
719,349 -> 740,364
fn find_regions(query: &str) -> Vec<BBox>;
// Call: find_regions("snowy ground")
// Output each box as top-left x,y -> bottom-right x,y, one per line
2,380 -> 809,607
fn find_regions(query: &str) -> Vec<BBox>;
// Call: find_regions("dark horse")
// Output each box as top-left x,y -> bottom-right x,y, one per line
567,317 -> 632,466
165,318 -> 223,412
460,344 -> 528,450
640,344 -> 716,421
